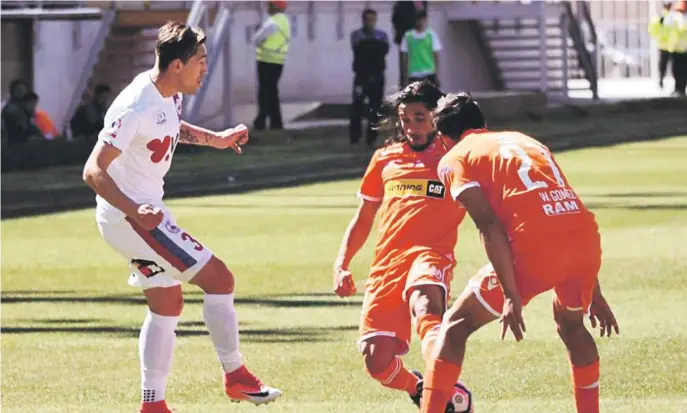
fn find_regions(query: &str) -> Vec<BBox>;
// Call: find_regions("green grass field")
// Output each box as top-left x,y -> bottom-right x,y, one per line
2,137 -> 687,413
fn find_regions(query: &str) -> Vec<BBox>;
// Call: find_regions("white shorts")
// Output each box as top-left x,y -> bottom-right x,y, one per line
97,207 -> 213,290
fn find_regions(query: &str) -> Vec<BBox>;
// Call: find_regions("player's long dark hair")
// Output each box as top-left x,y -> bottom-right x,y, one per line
374,80 -> 446,147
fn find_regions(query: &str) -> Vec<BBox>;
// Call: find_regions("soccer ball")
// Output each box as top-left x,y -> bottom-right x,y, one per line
446,380 -> 473,413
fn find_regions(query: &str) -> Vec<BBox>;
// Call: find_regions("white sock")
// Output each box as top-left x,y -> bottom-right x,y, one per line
203,293 -> 244,373
139,310 -> 179,403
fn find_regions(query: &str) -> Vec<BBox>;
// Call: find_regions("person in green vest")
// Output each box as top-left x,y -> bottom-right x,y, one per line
400,11 -> 442,87
648,2 -> 674,88
252,0 -> 291,130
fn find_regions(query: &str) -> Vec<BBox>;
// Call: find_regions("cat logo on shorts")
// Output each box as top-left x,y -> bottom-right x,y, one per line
131,259 -> 165,278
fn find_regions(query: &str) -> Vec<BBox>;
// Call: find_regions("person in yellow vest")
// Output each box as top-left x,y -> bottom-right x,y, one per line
648,2 -> 674,88
252,0 -> 291,130
665,1 -> 687,96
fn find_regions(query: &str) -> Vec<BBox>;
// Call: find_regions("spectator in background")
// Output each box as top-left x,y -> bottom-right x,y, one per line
350,8 -> 389,148
24,92 -> 61,140
71,84 -> 110,141
2,79 -> 31,145
18,92 -> 45,141
392,1 -> 428,86
252,0 -> 291,131
665,0 -> 687,96
400,11 -> 442,87
648,2 -> 674,88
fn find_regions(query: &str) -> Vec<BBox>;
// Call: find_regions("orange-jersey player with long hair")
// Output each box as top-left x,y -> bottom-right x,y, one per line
333,81 -> 466,411
418,93 -> 620,413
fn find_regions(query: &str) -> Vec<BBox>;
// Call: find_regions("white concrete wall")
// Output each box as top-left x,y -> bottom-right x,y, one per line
30,2 -> 495,131
33,19 -> 102,131
196,1 -> 494,128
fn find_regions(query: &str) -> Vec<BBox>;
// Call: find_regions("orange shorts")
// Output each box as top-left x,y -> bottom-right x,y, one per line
469,232 -> 602,317
358,249 -> 455,355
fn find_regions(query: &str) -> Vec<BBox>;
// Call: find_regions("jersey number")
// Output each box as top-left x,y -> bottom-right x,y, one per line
499,143 -> 565,190
181,232 -> 204,251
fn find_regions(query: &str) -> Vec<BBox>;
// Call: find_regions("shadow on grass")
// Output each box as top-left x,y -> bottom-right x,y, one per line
587,202 -> 687,211
1,324 -> 357,343
170,203 -> 356,210
598,191 -> 687,198
1,295 -> 363,307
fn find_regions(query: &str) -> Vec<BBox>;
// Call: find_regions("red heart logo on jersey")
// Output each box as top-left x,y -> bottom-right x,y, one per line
147,136 -> 172,163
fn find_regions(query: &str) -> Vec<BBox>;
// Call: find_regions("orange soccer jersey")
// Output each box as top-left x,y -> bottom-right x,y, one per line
357,140 -> 467,352
359,141 -> 466,274
438,129 -> 601,312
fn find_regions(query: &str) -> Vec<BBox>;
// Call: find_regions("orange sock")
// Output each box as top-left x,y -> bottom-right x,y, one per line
571,359 -> 600,413
421,359 -> 462,413
367,356 -> 419,395
417,314 -> 442,362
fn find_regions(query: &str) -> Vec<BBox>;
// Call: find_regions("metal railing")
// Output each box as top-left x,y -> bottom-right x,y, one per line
563,1 -> 599,99
183,0 -> 232,125
63,3 -> 116,135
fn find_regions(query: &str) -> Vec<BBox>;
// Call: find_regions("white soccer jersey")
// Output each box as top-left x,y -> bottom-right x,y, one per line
96,71 -> 183,223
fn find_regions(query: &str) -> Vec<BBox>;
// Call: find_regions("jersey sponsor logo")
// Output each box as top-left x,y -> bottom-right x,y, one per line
426,180 -> 446,198
384,179 -> 446,199
131,258 -> 165,278
147,135 -> 173,163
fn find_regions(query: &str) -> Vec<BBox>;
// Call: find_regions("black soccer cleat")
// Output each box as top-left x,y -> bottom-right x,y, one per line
409,370 -> 424,408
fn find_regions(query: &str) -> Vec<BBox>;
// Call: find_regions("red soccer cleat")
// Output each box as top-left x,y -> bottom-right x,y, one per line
224,365 -> 282,405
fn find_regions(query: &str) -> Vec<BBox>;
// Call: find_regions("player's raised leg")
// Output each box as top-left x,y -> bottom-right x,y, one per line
139,286 -> 184,413
188,256 -> 282,405
420,280 -> 499,413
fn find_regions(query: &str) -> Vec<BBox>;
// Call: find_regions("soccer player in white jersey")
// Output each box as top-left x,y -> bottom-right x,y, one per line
82,21 -> 282,413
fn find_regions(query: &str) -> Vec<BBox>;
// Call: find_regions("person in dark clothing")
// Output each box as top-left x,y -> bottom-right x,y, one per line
350,8 -> 389,147
1,80 -> 34,145
392,1 -> 428,85
71,84 -> 111,141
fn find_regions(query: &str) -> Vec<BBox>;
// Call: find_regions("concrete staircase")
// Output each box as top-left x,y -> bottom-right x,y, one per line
446,1 -> 598,99
89,9 -> 191,98
480,16 -> 588,95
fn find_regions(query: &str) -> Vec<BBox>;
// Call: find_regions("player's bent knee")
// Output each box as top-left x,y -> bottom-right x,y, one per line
189,256 -> 235,294
145,286 -> 184,316
361,338 -> 397,375
443,317 -> 477,346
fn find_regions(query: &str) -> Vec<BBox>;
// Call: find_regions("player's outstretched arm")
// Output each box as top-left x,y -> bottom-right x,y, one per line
179,121 -> 248,153
333,199 -> 381,297
83,142 -> 164,230
456,186 -> 526,342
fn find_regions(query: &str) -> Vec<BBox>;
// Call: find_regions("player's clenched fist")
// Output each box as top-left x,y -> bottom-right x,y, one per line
133,203 -> 164,230
212,124 -> 249,153
333,267 -> 357,298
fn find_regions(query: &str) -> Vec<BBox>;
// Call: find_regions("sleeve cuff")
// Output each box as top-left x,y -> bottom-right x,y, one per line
450,182 -> 480,200
357,192 -> 383,202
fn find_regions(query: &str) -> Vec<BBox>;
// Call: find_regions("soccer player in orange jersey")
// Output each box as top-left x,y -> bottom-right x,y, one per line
418,93 -> 620,413
333,81 -> 466,410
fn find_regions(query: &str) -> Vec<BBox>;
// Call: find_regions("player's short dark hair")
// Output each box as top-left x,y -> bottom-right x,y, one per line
362,8 -> 376,20
375,79 -> 446,146
432,92 -> 486,141
416,10 -> 428,21
156,21 -> 206,72
94,84 -> 111,96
